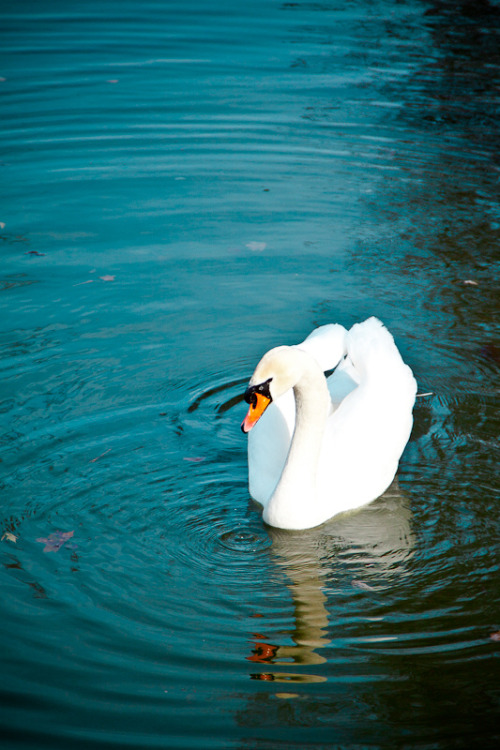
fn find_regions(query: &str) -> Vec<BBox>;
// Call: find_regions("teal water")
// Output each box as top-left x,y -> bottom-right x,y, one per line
1,1 -> 499,748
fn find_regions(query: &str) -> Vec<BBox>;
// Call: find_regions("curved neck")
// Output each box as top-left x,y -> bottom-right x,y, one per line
263,359 -> 331,529
288,379 -> 328,473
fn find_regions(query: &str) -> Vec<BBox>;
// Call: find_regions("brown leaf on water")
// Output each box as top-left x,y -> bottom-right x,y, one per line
490,631 -> 500,642
36,530 -> 74,553
99,275 -> 115,281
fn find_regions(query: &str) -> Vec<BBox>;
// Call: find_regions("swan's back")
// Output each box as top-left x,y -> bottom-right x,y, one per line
347,317 -> 413,388
346,318 -> 416,432
316,318 -> 416,516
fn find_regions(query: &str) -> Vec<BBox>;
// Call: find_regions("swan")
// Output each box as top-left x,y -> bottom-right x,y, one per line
241,317 -> 417,530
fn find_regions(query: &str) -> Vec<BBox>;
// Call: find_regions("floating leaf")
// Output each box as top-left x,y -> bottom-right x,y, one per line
490,631 -> 500,642
1,531 -> 17,543
25,250 -> 45,256
183,456 -> 206,462
36,530 -> 74,553
463,279 -> 478,285
100,275 -> 115,281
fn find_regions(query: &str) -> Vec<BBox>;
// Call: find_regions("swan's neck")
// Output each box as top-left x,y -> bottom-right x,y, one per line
263,363 -> 331,529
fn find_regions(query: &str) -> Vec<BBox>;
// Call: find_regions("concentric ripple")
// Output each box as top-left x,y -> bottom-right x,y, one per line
1,0 -> 499,748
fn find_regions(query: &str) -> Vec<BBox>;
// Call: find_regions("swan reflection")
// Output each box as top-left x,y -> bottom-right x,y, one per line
248,483 -> 414,685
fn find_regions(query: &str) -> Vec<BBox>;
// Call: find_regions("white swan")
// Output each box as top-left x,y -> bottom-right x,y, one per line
241,317 -> 417,530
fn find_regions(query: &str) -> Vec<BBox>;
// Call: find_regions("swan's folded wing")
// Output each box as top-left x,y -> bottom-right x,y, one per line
295,324 -> 347,373
326,357 -> 359,408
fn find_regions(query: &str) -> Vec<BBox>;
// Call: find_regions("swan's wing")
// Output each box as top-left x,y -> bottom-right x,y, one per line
344,318 -> 417,426
326,356 -> 359,408
297,323 -> 354,410
317,318 -> 417,514
295,323 -> 347,372
347,317 -> 416,390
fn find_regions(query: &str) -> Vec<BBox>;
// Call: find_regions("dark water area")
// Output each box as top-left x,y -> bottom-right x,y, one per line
1,1 -> 499,748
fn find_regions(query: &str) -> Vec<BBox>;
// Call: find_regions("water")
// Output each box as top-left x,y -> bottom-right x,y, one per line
1,1 -> 499,748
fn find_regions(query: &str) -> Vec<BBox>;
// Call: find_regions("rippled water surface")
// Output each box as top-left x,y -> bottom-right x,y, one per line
1,1 -> 499,748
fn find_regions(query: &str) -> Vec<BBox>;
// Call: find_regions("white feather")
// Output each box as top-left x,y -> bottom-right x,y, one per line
245,317 -> 417,530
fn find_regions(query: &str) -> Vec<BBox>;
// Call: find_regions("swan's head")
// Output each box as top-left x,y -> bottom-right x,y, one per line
241,345 -> 305,433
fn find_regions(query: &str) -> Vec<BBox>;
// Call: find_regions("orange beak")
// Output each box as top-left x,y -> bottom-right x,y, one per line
241,392 -> 271,433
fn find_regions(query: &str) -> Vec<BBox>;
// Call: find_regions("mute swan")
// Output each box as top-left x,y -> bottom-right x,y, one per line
241,317 -> 417,530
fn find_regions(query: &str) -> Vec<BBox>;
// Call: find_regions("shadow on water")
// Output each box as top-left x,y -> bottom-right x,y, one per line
354,0 -> 500,321
415,0 -> 500,145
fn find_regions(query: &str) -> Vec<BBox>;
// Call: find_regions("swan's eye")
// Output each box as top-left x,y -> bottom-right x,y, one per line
256,378 -> 273,399
244,378 -> 272,409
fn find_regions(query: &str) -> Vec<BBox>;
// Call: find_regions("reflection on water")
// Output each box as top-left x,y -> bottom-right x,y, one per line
248,485 -> 413,686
